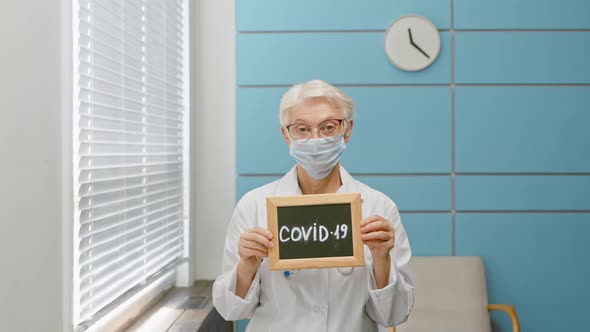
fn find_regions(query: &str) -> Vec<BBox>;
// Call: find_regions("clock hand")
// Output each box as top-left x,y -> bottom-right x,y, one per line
411,40 -> 430,59
408,27 -> 430,59
413,44 -> 430,59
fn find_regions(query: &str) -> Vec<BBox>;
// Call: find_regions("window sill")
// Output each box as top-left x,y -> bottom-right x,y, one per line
81,271 -> 177,332
124,280 -> 230,332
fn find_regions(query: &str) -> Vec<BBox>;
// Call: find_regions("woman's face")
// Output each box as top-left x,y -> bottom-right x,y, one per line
281,98 -> 352,146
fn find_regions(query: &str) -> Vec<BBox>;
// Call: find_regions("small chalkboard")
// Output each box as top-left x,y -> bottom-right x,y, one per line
266,193 -> 365,270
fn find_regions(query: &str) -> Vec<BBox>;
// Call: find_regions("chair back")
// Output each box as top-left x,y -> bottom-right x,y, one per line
396,256 -> 492,332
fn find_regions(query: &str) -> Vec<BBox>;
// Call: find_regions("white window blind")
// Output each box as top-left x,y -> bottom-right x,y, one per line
72,0 -> 187,326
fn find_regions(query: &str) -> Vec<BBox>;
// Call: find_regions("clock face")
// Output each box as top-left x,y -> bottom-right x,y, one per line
384,15 -> 441,72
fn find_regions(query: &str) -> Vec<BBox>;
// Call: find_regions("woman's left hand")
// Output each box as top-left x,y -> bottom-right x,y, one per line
361,215 -> 395,259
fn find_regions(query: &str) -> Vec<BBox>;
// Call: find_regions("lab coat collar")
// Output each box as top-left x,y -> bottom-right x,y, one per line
275,166 -> 301,196
275,165 -> 362,199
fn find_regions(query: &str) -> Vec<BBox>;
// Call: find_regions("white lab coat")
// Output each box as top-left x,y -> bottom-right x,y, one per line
213,166 -> 414,332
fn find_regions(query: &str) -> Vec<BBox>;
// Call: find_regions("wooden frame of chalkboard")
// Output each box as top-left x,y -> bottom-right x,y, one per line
266,193 -> 365,270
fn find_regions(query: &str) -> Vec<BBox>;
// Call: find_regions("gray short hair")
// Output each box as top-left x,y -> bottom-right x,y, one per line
279,80 -> 354,126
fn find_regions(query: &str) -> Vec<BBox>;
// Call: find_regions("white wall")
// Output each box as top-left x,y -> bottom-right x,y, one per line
0,0 -> 64,331
192,0 -> 236,280
0,1 -> 232,331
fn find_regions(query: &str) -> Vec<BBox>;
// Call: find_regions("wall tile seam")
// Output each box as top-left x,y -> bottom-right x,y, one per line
450,0 -> 456,256
238,84 -> 590,88
237,29 -> 590,34
455,210 -> 590,214
238,173 -> 590,176
403,210 -> 590,213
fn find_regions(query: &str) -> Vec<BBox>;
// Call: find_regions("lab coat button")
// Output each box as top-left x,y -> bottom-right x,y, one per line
313,305 -> 320,313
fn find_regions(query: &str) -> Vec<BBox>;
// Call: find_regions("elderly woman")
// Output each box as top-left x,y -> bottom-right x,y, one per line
213,80 -> 414,331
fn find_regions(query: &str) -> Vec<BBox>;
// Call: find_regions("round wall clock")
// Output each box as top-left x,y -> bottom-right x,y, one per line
384,15 -> 441,71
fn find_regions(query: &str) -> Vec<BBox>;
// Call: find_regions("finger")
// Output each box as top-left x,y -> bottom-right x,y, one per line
362,231 -> 392,242
363,238 -> 394,248
360,215 -> 383,227
241,245 -> 269,256
248,227 -> 273,240
240,247 -> 268,259
363,242 -> 393,252
242,232 -> 274,248
241,239 -> 269,253
361,220 -> 391,234
239,240 -> 270,254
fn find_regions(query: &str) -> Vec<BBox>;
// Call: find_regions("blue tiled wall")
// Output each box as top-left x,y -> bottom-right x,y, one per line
234,0 -> 590,331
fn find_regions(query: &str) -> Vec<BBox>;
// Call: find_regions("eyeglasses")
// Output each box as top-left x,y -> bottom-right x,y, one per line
285,119 -> 344,141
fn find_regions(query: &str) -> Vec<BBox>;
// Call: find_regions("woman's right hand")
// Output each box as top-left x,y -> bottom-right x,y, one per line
237,227 -> 274,274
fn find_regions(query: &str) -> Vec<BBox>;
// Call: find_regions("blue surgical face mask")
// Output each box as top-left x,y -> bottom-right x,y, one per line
289,134 -> 346,180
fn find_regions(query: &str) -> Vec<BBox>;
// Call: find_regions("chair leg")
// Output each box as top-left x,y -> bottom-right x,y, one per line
488,304 -> 520,332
